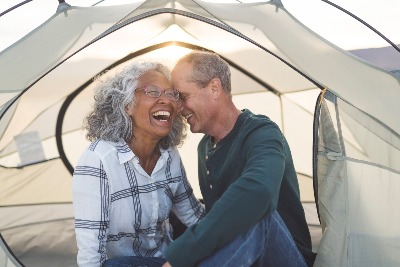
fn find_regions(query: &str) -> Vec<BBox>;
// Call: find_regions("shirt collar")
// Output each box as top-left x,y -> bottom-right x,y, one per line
116,140 -> 135,164
116,139 -> 171,165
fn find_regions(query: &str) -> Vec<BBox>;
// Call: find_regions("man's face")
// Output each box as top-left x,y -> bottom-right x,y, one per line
172,62 -> 215,135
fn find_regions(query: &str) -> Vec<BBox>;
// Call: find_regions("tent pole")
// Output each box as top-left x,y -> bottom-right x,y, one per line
0,0 -> 32,17
279,95 -> 285,134
56,0 -> 71,13
322,0 -> 400,54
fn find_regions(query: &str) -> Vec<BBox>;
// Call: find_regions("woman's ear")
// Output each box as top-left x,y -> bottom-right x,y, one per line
125,103 -> 133,116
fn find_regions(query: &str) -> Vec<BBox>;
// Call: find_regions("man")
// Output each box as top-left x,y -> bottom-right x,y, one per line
163,51 -> 315,267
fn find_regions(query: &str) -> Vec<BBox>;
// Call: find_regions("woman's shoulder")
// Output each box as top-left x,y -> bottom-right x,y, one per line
86,139 -> 117,151
80,139 -> 124,160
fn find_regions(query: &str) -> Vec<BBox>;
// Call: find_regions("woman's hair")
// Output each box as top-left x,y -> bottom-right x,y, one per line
176,50 -> 231,93
84,60 -> 186,149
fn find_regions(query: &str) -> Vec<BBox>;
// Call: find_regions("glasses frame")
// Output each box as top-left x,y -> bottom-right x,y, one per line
135,85 -> 180,101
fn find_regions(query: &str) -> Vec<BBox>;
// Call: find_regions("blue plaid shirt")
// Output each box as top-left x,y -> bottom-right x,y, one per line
73,139 -> 204,267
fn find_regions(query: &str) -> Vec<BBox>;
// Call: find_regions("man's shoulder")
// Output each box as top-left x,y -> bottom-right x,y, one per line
241,109 -> 281,135
198,134 -> 210,147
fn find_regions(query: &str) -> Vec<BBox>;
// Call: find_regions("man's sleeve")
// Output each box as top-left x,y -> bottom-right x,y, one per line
165,125 -> 286,267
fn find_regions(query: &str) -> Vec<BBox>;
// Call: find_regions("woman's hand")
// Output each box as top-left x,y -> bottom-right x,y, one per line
162,261 -> 172,267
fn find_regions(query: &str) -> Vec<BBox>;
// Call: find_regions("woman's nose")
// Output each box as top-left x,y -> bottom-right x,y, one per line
157,93 -> 172,103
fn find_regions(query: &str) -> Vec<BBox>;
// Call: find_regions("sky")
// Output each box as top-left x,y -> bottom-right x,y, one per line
0,0 -> 400,52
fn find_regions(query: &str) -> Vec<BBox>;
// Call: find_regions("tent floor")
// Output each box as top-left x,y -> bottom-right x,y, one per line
1,203 -> 321,267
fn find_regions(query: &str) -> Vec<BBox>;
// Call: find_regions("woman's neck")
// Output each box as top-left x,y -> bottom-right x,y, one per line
128,138 -> 160,175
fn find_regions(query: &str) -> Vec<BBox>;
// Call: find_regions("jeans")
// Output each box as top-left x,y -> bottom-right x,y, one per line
103,256 -> 166,267
198,211 -> 307,267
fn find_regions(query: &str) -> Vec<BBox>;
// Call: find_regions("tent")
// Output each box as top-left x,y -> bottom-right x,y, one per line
1,0 -> 399,266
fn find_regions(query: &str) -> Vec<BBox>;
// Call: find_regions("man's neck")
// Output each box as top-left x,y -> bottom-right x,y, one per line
210,104 -> 242,141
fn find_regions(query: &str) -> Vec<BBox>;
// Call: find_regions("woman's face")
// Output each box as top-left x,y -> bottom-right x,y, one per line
126,70 -> 180,142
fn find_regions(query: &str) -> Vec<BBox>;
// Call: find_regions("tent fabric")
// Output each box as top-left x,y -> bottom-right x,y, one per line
315,91 -> 400,266
0,237 -> 18,267
315,99 -> 347,267
0,159 -> 72,206
0,204 -> 77,267
0,4 -> 140,99
0,0 -> 399,266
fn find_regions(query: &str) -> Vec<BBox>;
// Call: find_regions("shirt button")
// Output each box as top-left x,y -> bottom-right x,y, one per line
210,185 -> 213,190
207,170 -> 210,175
205,155 -> 208,160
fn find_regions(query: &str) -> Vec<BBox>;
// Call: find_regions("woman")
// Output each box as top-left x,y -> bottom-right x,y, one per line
72,61 -> 205,267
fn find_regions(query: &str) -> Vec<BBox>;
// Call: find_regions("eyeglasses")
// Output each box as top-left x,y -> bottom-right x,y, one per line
135,85 -> 180,101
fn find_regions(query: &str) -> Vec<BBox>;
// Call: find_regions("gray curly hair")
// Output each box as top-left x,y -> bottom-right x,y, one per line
84,61 -> 186,149
176,50 -> 231,93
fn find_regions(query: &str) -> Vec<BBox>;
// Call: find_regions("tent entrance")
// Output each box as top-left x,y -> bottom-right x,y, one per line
313,90 -> 400,266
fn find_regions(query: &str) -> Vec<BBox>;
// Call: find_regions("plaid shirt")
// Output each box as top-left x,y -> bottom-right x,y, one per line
73,139 -> 204,267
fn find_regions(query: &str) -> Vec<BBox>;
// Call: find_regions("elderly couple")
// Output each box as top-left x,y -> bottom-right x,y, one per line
72,51 -> 316,267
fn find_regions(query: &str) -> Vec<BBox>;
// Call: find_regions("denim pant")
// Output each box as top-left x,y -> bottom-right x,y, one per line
197,211 -> 307,267
103,256 -> 166,267
103,211 -> 306,267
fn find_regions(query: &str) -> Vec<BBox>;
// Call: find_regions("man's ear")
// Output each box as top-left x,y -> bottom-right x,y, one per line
209,78 -> 222,96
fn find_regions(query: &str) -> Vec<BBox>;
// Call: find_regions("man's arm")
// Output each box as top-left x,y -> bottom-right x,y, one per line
165,125 -> 286,267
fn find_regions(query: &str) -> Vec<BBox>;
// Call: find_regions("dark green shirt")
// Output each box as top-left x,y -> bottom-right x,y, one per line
165,109 -> 314,267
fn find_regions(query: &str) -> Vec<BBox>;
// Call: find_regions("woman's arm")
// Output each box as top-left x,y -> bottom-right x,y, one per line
73,149 -> 110,267
171,157 -> 205,227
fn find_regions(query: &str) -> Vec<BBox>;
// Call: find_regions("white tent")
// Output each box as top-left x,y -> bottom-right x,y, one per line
0,1 -> 399,266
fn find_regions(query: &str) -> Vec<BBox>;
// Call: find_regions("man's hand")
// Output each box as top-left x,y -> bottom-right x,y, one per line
162,261 -> 172,267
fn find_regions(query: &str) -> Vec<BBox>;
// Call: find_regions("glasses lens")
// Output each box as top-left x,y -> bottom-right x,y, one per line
145,86 -> 161,98
165,89 -> 179,101
141,86 -> 179,101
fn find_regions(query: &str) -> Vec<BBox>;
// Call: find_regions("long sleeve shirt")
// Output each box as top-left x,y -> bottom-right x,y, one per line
73,139 -> 205,267
165,109 -> 314,267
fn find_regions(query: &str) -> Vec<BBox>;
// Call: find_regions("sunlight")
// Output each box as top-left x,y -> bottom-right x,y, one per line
140,45 -> 192,68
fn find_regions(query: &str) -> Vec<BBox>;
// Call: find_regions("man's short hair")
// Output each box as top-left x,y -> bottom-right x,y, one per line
176,50 -> 231,93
